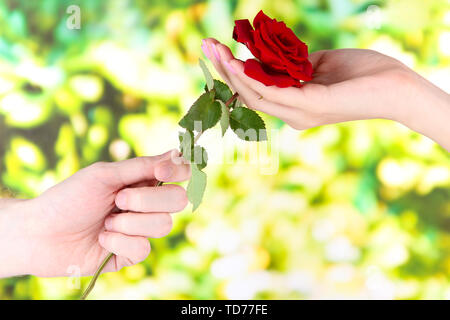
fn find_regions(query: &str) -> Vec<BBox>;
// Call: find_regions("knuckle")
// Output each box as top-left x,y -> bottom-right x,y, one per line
138,156 -> 152,169
88,161 -> 109,172
389,67 -> 413,85
137,157 -> 154,179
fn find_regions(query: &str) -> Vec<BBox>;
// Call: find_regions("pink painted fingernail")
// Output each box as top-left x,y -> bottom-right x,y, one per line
115,191 -> 127,209
211,44 -> 220,61
223,60 -> 236,74
201,40 -> 211,59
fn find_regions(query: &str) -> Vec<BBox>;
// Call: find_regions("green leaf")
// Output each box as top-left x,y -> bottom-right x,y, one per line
217,100 -> 229,136
213,80 -> 232,102
230,107 -> 267,141
233,98 -> 243,109
212,80 -> 239,109
179,131 -> 207,169
187,164 -> 207,212
179,91 -> 222,132
192,145 -> 208,170
179,130 -> 194,162
199,59 -> 214,91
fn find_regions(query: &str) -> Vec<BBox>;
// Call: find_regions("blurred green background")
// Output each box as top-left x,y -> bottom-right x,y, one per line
1,0 -> 450,299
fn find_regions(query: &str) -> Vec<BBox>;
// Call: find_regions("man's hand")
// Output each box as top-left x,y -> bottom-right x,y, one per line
0,150 -> 190,277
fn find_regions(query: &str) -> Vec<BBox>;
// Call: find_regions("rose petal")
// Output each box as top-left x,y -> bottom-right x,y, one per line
233,19 -> 261,59
253,10 -> 272,28
284,59 -> 313,81
233,10 -> 314,88
254,27 -> 286,71
272,22 -> 309,58
233,19 -> 254,44
244,59 -> 300,88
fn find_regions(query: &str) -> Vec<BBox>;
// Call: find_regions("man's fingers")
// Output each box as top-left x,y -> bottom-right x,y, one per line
88,150 -> 172,187
154,158 -> 191,183
98,231 -> 151,266
86,149 -> 192,188
104,212 -> 173,238
115,184 -> 188,213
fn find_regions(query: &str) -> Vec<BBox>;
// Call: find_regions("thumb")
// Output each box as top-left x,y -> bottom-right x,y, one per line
95,150 -> 174,188
154,156 -> 191,183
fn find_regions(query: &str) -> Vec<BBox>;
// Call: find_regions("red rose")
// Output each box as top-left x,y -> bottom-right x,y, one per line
233,10 -> 313,88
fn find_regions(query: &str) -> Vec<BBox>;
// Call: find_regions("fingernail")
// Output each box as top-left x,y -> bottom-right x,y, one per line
170,149 -> 181,160
223,60 -> 236,74
201,40 -> 211,59
163,149 -> 175,157
160,164 -> 174,180
211,44 -> 220,61
115,191 -> 127,209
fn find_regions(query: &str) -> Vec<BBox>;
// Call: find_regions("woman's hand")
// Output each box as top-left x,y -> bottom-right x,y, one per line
202,39 -> 450,151
0,150 -> 190,278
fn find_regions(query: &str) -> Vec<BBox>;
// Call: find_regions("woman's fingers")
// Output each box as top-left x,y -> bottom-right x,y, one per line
99,231 -> 151,266
211,45 -> 301,121
104,212 -> 173,238
226,56 -> 327,112
204,40 -> 308,109
115,184 -> 188,213
226,59 -> 313,109
204,40 -> 328,112
202,38 -> 235,90
308,50 -> 328,68
202,40 -> 322,129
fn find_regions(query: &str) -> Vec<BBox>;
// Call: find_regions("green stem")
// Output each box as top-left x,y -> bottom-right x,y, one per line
80,179 -> 165,300
78,94 -> 241,300
194,131 -> 203,144
226,93 -> 239,108
80,252 -> 114,300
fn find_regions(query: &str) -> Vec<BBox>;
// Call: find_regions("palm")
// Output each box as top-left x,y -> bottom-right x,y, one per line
309,49 -> 397,85
26,169 -> 115,276
300,49 -> 407,123
28,165 -> 155,277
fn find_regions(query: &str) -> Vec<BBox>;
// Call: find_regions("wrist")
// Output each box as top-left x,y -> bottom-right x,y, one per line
394,70 -> 450,151
0,199 -> 36,277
